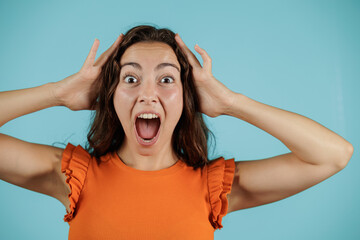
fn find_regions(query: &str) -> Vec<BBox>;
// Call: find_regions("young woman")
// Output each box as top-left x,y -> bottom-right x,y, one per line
0,25 -> 353,239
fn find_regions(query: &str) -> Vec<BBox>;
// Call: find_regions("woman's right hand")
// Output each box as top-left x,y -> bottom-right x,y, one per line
52,34 -> 123,111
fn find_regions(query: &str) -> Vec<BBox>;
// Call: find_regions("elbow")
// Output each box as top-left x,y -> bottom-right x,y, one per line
335,143 -> 354,169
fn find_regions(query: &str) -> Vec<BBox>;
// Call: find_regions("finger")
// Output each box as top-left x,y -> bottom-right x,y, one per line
175,34 -> 201,68
83,38 -> 100,68
95,34 -> 124,66
194,44 -> 212,73
95,34 -> 123,66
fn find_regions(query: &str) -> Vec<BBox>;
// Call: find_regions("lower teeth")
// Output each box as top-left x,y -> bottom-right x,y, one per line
142,138 -> 154,143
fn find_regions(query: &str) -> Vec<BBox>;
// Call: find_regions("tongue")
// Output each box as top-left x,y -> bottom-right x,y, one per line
136,118 -> 160,139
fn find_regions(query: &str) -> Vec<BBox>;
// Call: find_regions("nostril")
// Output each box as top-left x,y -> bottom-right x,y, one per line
139,94 -> 158,103
139,98 -> 157,105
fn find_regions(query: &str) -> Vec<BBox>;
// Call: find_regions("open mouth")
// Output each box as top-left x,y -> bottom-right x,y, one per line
134,115 -> 161,145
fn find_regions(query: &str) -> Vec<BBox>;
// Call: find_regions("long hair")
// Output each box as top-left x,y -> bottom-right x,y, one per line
85,25 -> 215,170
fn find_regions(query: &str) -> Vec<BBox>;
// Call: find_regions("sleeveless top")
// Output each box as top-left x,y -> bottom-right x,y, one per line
61,143 -> 236,239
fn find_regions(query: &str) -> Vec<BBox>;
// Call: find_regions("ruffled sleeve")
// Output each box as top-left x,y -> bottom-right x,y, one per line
207,157 -> 235,230
61,143 -> 91,222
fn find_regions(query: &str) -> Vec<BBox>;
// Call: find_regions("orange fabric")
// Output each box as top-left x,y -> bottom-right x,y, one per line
61,143 -> 235,239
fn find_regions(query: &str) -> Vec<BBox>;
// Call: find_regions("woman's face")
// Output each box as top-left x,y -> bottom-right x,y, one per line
113,41 -> 183,154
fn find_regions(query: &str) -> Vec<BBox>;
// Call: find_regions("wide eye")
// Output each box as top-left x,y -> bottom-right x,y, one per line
124,75 -> 138,83
160,76 -> 174,84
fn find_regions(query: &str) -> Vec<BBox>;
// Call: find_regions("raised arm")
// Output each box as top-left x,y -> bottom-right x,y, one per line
223,94 -> 353,212
0,34 -> 123,211
175,34 -> 354,213
0,83 -> 68,204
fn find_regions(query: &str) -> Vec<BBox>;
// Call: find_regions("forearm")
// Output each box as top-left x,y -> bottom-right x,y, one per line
0,82 -> 62,127
225,93 -> 353,167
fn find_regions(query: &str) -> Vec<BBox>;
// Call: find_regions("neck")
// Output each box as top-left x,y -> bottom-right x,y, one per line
116,138 -> 179,171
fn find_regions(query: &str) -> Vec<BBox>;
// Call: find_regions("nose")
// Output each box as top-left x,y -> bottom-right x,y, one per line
138,79 -> 158,104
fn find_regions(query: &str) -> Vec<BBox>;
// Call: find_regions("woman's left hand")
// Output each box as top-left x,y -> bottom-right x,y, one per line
175,33 -> 236,118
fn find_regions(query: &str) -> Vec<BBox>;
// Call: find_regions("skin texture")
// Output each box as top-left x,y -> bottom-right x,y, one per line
113,42 -> 183,171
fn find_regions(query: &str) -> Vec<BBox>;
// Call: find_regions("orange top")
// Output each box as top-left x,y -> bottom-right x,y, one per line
61,143 -> 235,239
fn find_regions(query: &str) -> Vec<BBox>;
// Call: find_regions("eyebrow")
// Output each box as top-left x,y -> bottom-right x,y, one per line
120,62 -> 180,72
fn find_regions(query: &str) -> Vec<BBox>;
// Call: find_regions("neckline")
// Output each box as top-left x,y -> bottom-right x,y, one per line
111,151 -> 186,176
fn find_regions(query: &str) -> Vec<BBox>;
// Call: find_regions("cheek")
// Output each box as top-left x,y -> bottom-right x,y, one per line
113,87 -> 137,122
161,87 -> 183,115
162,88 -> 182,101
114,87 -> 138,103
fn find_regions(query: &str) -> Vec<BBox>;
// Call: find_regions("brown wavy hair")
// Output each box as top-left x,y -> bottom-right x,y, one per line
84,25 -> 215,170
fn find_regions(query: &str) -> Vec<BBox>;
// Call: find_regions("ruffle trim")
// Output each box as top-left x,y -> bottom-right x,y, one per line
61,143 -> 91,222
207,157 -> 235,230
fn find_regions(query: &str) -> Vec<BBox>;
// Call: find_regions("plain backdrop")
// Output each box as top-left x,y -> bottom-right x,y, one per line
0,0 -> 359,239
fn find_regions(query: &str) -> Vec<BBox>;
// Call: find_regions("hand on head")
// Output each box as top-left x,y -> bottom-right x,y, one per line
53,34 -> 124,111
175,34 -> 235,118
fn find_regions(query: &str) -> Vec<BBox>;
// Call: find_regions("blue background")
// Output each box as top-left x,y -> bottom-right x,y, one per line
0,0 -> 359,239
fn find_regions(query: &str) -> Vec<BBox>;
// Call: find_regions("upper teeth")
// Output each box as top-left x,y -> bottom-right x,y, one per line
138,113 -> 159,119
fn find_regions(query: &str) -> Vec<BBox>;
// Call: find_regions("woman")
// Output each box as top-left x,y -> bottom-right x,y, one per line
0,25 -> 353,239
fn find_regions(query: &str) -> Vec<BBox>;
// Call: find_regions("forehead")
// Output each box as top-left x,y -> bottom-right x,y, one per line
120,41 -> 178,64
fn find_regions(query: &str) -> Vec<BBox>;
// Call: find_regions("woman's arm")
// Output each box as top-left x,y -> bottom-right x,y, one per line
0,35 -> 123,209
224,93 -> 353,212
0,35 -> 123,127
225,93 -> 353,168
0,82 -> 67,204
175,34 -> 354,213
0,83 -> 60,127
